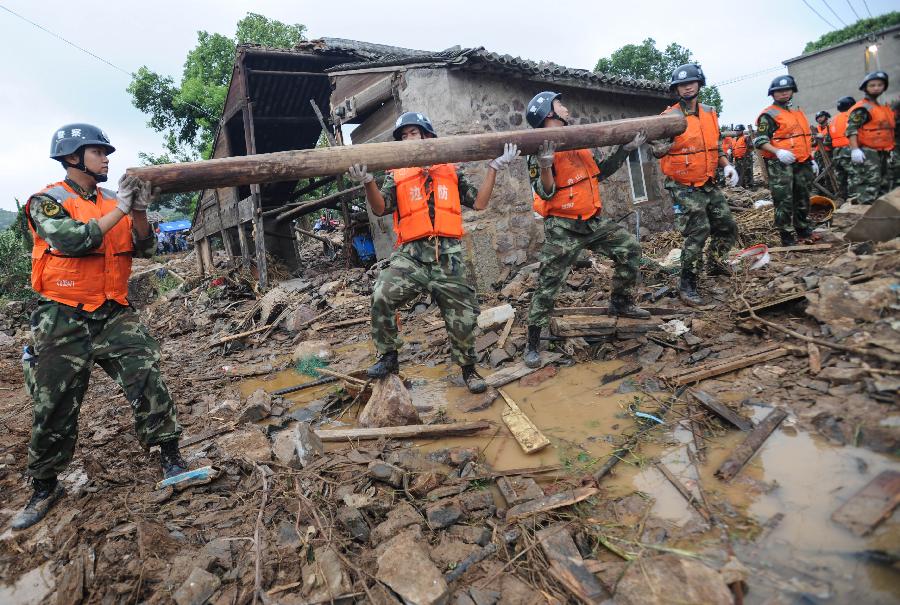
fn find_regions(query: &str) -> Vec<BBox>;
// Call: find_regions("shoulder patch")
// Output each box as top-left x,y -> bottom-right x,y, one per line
40,198 -> 63,218
529,165 -> 539,178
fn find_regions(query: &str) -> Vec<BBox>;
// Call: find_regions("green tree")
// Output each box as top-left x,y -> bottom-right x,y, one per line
128,13 -> 306,161
803,11 -> 900,53
594,38 -> 724,114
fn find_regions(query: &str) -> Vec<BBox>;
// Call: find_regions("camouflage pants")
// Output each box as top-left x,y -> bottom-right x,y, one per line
666,182 -> 737,277
832,147 -> 851,200
765,159 -> 814,236
23,301 -> 181,480
891,150 -> 900,189
848,148 -> 892,205
527,214 -> 640,327
735,156 -> 754,188
371,248 -> 478,366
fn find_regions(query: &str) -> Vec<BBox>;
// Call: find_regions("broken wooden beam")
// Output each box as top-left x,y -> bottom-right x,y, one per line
600,362 -> 643,385
537,524 -> 611,603
505,487 -> 599,522
831,470 -> 900,536
315,421 -> 491,442
274,185 -> 365,222
552,306 -> 681,316
127,114 -> 687,193
499,389 -> 551,454
660,344 -> 788,385
766,243 -> 833,253
689,389 -> 753,431
315,316 -> 369,331
655,462 -> 711,522
715,408 -> 787,481
485,352 -> 563,387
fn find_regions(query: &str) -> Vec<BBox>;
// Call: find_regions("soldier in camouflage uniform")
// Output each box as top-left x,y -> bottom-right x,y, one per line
754,75 -> 819,246
847,71 -> 895,204
650,64 -> 739,306
347,112 -> 520,393
732,125 -> 755,189
891,99 -> 900,188
521,91 -> 649,368
11,124 -> 185,531
830,96 -> 856,201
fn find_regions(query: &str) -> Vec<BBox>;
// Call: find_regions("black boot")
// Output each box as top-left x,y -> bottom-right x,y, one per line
461,365 -> 487,394
11,477 -> 64,530
523,325 -> 542,369
706,258 -> 734,276
366,350 -> 399,379
160,440 -> 188,480
679,272 -> 703,306
608,294 -> 651,319
779,231 -> 796,246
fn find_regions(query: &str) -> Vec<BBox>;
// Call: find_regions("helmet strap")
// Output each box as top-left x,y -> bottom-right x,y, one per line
66,149 -> 107,183
546,111 -> 568,126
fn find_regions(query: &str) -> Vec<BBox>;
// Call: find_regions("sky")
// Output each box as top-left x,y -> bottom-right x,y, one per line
0,0 -> 895,212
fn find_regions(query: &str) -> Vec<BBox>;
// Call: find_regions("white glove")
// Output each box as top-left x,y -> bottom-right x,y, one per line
537,140 -> 556,169
624,129 -> 647,152
131,179 -> 159,212
489,143 -> 520,171
850,148 -> 865,164
811,160 -> 819,175
775,149 -> 796,165
723,164 -> 739,187
347,163 -> 374,184
116,174 -> 140,214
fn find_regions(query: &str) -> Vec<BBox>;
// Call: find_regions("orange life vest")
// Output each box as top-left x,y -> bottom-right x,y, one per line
851,98 -> 896,151
830,111 -> 850,148
532,149 -> 602,220
732,135 -> 750,159
391,164 -> 463,245
659,103 -> 720,187
26,181 -> 134,311
816,124 -> 832,151
758,104 -> 813,162
722,136 -> 734,154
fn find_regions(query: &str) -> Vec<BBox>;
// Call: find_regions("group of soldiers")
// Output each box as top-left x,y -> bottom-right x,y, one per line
10,62 -> 895,532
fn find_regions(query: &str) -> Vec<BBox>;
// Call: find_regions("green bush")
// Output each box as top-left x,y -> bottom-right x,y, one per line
0,227 -> 35,302
803,12 -> 900,54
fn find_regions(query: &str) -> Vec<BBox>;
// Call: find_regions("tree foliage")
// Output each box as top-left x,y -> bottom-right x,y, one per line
594,37 -> 724,114
128,13 -> 306,161
803,11 -> 900,53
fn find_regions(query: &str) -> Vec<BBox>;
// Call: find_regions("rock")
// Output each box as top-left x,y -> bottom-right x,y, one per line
638,342 -> 664,364
173,568 -> 220,605
209,399 -> 239,417
0,332 -> 14,347
488,348 -> 512,368
271,423 -> 323,469
456,388 -> 499,413
689,319 -> 712,338
301,547 -> 351,602
370,502 -> 424,545
468,587 -> 501,605
377,534 -> 449,605
429,536 -> 480,568
449,448 -> 479,466
476,304 -> 514,330
519,365 -> 558,387
409,472 -> 446,497
358,374 -> 421,428
216,426 -> 272,463
459,490 -> 494,513
237,388 -> 272,424
497,573 -> 542,605
202,538 -> 233,570
4,300 -> 25,315
496,476 -> 543,506
806,276 -> 897,325
426,499 -> 464,529
367,460 -> 406,487
688,347 -> 712,363
318,280 -> 341,297
475,331 -> 500,353
291,339 -> 333,363
0,562 -> 55,605
447,524 -> 492,546
337,506 -> 370,543
818,366 -> 866,384
614,555 -> 732,605
284,304 -> 317,331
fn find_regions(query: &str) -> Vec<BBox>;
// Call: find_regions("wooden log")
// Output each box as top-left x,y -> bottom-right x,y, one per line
274,185 -> 364,222
715,408 -> 787,481
485,353 -> 563,387
506,487 -> 599,522
831,470 -> 900,536
127,114 -> 687,193
208,323 -> 275,347
315,420 -> 491,442
660,346 -> 788,385
689,389 -> 754,431
537,524 -> 611,603
551,317 -> 616,337
552,306 -> 681,316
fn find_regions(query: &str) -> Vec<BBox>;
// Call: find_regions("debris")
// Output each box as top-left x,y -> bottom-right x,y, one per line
536,523 -> 610,603
715,408 -> 788,481
444,543 -> 498,584
216,425 -> 272,463
488,348 -> 512,368
659,319 -> 689,337
358,374 -> 421,428
599,362 -> 642,385
426,499 -> 464,529
505,487 -> 598,522
0,563 -> 55,605
477,304 -> 514,330
316,316 -> 369,331
831,470 -> 900,537
660,343 -> 788,385
496,316 -> 515,349
376,534 -> 449,605
689,390 -> 753,431
207,322 -> 275,348
518,365 -> 558,387
337,506 -> 370,543
237,388 -> 272,424
290,339 -> 333,363
768,243 -> 833,253
614,555 -> 733,605
807,342 -> 822,374
272,423 -> 324,468
315,421 -> 491,442
367,461 -> 407,487
843,188 -> 900,242
447,525 -> 492,546
498,389 -> 550,454
456,387 -> 500,413
154,465 -> 219,491
300,546 -> 351,602
496,476 -> 544,506
485,352 -> 563,387
817,366 -> 866,384
475,331 -> 500,353
173,567 -> 220,605
655,462 -> 710,522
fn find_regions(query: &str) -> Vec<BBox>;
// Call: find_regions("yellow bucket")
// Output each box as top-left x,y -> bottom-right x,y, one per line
809,195 -> 835,223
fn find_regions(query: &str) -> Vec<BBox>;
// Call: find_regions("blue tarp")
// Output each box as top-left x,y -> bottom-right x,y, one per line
158,220 -> 192,233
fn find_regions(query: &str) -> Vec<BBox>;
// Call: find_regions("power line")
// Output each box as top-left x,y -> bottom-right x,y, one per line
0,3 -> 218,122
845,0 -> 861,20
713,65 -> 784,87
821,0 -> 849,26
862,0 -> 873,17
802,0 -> 838,29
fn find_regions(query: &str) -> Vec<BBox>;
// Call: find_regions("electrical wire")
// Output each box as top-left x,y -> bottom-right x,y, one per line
713,65 -> 784,87
820,0 -> 849,26
862,0 -> 873,18
845,0 -> 861,20
802,0 -> 838,29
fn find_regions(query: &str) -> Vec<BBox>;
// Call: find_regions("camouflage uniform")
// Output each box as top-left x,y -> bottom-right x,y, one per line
370,170 -> 480,366
832,146 -> 851,200
846,102 -> 894,204
665,181 -> 737,276
754,107 -> 815,237
24,178 -> 181,480
526,147 -> 641,328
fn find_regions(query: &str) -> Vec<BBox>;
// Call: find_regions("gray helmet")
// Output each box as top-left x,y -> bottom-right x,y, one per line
815,110 -> 831,120
392,112 -> 437,140
669,64 -> 706,91
768,75 -> 798,95
526,91 -> 563,128
735,124 -> 745,132
859,71 -> 889,92
50,123 -> 115,159
836,96 -> 856,112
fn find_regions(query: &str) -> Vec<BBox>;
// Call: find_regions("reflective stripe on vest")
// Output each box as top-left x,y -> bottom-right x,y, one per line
851,98 -> 896,151
758,105 -> 813,162
659,103 -> 720,187
732,136 -> 749,159
830,111 -> 850,148
532,149 -> 602,220
27,181 -> 134,311
391,164 -> 463,245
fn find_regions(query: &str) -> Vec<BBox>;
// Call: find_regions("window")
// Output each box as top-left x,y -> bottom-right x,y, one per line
626,147 -> 648,203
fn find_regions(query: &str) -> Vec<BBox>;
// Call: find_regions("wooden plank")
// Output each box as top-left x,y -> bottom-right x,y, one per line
661,343 -> 783,379
661,347 -> 788,385
506,487 -> 599,522
689,389 -> 753,431
767,243 -> 833,253
496,316 -> 515,350
832,470 -> 900,536
551,317 -> 616,337
181,425 -> 234,448
552,306 -> 681,317
715,408 -> 787,481
655,462 -> 710,522
316,421 -> 491,442
600,362 -> 643,385
485,353 -> 563,388
537,524 -> 611,603
498,389 -> 550,454
315,316 -> 369,330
